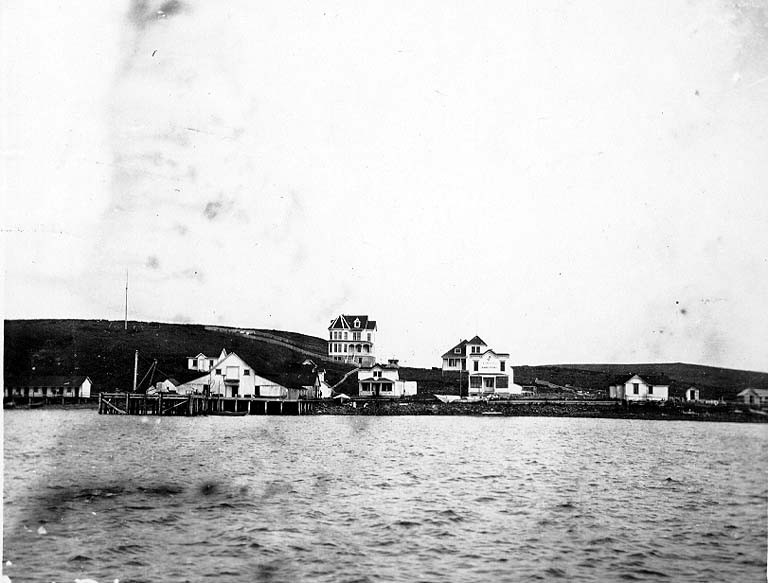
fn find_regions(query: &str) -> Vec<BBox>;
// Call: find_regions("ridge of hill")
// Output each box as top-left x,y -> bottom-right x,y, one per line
3,319 -> 353,393
4,319 -> 766,400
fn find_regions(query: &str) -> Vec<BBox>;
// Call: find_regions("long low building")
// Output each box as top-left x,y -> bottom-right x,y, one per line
609,374 -> 669,401
5,376 -> 92,399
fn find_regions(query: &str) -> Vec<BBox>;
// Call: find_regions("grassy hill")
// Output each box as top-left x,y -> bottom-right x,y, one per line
3,319 -> 353,393
4,319 -> 766,400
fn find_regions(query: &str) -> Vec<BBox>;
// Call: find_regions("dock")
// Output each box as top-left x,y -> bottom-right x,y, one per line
98,393 -> 317,416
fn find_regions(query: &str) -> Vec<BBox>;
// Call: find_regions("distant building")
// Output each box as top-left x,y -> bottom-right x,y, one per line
178,351 -> 288,398
358,360 -> 417,398
187,349 -> 228,373
301,359 -> 333,399
609,374 -> 669,401
685,387 -> 700,401
441,336 -> 521,396
736,388 -> 768,408
5,376 -> 92,400
149,378 -> 180,394
328,315 -> 377,366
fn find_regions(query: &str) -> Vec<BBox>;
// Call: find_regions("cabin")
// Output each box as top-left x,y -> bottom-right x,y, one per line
685,387 -> 700,401
178,351 -> 289,398
736,388 -> 768,409
609,374 -> 669,402
358,360 -> 417,398
5,376 -> 92,400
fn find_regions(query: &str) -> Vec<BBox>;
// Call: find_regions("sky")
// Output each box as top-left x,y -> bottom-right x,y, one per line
2,0 -> 767,371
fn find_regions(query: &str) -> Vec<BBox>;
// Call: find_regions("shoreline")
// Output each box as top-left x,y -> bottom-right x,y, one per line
5,399 -> 766,423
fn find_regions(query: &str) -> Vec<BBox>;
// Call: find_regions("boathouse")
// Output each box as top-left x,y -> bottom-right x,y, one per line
177,351 -> 289,398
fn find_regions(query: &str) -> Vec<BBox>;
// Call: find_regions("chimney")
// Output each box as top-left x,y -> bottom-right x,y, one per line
388,359 -> 399,368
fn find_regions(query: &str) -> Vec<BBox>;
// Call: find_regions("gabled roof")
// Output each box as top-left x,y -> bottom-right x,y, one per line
737,388 -> 768,397
473,348 -> 509,358
611,373 -> 671,387
467,335 -> 487,346
329,315 -> 377,331
442,339 -> 468,359
9,376 -> 90,387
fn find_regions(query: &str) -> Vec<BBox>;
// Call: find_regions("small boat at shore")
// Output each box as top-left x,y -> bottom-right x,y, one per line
209,410 -> 249,417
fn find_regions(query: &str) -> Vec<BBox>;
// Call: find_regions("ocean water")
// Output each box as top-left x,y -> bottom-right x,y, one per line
3,411 -> 766,582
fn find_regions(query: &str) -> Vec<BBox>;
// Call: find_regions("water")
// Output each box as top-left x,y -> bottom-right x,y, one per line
3,411 -> 767,582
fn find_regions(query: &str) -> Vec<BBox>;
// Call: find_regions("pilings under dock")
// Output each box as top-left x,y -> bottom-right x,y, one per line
98,393 -> 317,416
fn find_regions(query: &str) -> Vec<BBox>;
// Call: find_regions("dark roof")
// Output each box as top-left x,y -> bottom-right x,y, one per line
9,376 -> 90,387
329,315 -> 377,331
442,339 -> 468,359
468,335 -> 487,345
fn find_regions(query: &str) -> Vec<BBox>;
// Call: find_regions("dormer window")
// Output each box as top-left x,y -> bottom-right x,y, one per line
454,348 -> 460,354
354,318 -> 360,328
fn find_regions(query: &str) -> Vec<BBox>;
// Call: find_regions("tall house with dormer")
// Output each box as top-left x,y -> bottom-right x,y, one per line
328,315 -> 377,367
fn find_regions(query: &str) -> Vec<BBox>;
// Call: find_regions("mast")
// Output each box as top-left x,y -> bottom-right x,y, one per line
124,269 -> 128,331
133,350 -> 139,393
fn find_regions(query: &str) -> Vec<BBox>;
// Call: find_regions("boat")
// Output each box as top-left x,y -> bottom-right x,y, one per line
210,410 -> 249,416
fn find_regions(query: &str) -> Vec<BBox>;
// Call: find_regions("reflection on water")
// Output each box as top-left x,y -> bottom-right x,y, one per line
4,412 -> 767,582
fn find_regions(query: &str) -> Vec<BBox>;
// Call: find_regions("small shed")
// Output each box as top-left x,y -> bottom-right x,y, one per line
685,387 -> 699,401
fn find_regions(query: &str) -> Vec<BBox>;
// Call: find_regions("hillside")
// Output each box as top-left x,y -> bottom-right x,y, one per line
3,319 -> 353,393
514,363 -> 768,400
4,319 -> 767,400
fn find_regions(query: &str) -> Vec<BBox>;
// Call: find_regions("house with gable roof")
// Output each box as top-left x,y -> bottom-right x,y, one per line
441,336 -> 521,396
736,387 -> 768,408
609,374 -> 670,401
358,359 -> 417,398
186,349 -> 228,373
178,350 -> 289,398
327,314 -> 377,367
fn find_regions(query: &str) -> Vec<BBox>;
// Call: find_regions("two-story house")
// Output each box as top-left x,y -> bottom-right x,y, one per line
441,336 -> 521,396
358,360 -> 417,398
609,374 -> 670,401
179,350 -> 288,398
186,349 -> 228,373
328,314 -> 377,367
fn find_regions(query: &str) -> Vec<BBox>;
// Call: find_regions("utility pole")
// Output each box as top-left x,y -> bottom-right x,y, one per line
124,269 -> 129,331
132,350 -> 139,393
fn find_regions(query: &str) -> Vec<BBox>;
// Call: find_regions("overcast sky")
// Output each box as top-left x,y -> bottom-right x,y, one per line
2,1 -> 767,371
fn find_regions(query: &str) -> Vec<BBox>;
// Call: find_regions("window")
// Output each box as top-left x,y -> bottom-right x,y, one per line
497,377 -> 509,389
648,386 -> 653,394
354,332 -> 360,341
500,361 -> 505,371
470,377 -> 482,388
367,333 -> 371,342
209,359 -> 214,366
354,318 -> 360,328
633,383 -> 639,395
474,361 -> 478,371
454,348 -> 461,354
374,370 -> 381,378
191,360 -> 198,369
343,332 -> 348,340
244,370 -> 250,376
216,369 -> 222,375
485,378 -> 495,388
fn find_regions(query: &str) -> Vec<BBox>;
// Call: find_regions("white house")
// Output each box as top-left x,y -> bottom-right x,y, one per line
442,336 -> 487,371
358,360 -> 417,398
328,314 -> 377,367
736,388 -> 768,408
187,349 -> 228,373
609,374 -> 670,401
685,387 -> 700,401
178,351 -> 288,398
441,336 -> 521,396
5,376 -> 92,399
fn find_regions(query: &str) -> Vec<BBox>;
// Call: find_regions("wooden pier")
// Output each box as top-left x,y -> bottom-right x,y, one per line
98,393 -> 317,416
